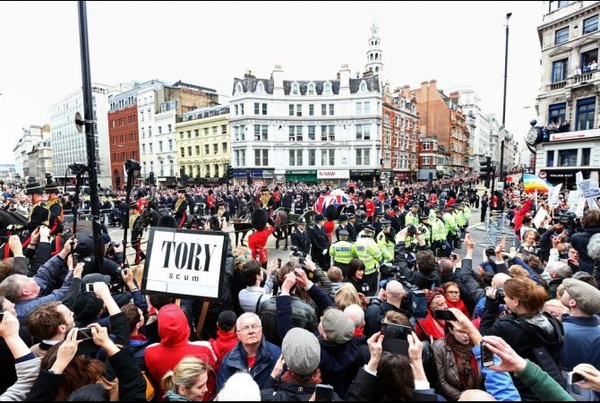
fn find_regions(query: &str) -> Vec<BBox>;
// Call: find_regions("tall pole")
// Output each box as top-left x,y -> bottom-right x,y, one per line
499,11 -> 511,212
77,1 -> 104,271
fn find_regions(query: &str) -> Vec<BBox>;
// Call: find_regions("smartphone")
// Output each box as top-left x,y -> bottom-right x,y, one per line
433,309 -> 457,321
381,322 -> 411,355
567,371 -> 586,384
450,253 -> 458,261
76,327 -> 93,340
85,283 -> 94,293
314,383 -> 334,401
277,258 -> 282,268
481,342 -> 495,367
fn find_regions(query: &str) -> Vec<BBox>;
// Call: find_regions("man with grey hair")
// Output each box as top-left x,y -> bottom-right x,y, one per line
344,303 -> 370,366
541,261 -> 573,299
559,278 -> 600,371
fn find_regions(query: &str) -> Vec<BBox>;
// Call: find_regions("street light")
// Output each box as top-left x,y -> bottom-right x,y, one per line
499,11 -> 511,210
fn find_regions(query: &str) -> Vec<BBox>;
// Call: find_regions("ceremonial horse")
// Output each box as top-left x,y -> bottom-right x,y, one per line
272,208 -> 291,250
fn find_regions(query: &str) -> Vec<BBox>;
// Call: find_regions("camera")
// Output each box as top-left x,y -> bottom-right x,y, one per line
289,245 -> 305,258
485,286 -> 505,303
406,224 -> 417,236
378,269 -> 427,319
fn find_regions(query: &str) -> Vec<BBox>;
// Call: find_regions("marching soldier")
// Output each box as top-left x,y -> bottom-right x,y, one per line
129,202 -> 145,265
45,182 -> 64,256
172,186 -> 188,229
329,229 -> 354,276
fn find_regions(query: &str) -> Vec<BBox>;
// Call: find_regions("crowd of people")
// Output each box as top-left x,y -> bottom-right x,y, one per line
0,174 -> 600,401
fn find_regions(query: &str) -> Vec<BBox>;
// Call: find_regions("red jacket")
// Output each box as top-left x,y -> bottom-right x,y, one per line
209,330 -> 239,373
415,314 -> 445,342
248,227 -> 275,265
144,304 -> 217,401
513,198 -> 534,237
365,199 -> 375,217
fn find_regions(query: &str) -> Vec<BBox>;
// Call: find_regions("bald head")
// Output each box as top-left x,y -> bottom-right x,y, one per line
385,280 -> 405,301
459,389 -> 496,401
491,273 -> 511,289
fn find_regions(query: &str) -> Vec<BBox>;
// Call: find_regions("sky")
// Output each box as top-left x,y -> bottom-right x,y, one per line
0,1 -> 544,166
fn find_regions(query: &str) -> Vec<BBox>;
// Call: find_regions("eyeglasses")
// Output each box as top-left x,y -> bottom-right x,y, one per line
446,291 -> 460,294
236,324 -> 262,334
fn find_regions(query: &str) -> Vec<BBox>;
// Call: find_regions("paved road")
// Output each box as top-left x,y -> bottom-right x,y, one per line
101,189 -> 508,272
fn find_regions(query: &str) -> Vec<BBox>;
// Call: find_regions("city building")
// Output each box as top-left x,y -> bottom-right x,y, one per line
177,104 -> 230,186
529,0 -> 600,188
13,124 -> 51,184
413,80 -> 471,178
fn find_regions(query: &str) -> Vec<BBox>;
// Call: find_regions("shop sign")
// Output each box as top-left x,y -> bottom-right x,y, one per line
317,169 -> 349,179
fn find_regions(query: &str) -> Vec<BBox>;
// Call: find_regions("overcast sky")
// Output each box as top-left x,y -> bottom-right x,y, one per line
0,1 -> 544,166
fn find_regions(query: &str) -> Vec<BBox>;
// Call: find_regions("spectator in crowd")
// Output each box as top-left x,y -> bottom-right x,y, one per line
432,321 -> 482,400
326,266 -> 344,299
345,257 -> 371,296
25,301 -> 76,357
208,310 -> 239,374
415,290 -> 449,342
216,312 -> 280,392
214,372 -> 261,401
559,278 -> 600,371
238,259 -> 273,314
160,356 -> 210,401
364,280 -> 408,337
571,209 -> 600,279
334,282 -> 367,311
144,303 -> 217,401
261,327 -> 341,401
443,281 -> 471,318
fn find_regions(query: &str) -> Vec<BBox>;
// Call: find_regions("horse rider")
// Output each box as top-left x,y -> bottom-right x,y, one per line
13,182 -> 50,248
45,181 -> 64,256
172,186 -> 188,229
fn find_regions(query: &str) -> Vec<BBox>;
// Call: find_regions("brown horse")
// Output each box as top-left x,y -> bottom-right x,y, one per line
272,209 -> 290,250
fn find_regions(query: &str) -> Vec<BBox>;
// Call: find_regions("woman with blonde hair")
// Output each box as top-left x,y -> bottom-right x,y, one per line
161,356 -> 210,401
334,282 -> 368,310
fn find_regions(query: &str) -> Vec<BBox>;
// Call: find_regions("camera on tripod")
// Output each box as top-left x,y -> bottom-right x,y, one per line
69,163 -> 88,176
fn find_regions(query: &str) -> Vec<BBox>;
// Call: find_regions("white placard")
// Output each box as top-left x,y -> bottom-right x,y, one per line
533,206 -> 548,229
141,227 -> 227,300
548,184 -> 563,208
567,191 -> 580,207
575,196 -> 587,218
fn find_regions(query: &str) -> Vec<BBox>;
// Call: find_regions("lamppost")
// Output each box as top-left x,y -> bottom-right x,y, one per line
499,11 -> 512,211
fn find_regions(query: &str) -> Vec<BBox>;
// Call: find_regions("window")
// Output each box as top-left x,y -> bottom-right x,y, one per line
555,27 -> 569,45
423,156 -> 431,165
254,102 -> 260,114
296,104 -> 302,116
213,144 -> 218,154
289,150 -> 303,166
583,15 -> 598,35
180,147 -> 184,158
256,82 -> 265,93
356,124 -> 371,140
158,126 -> 163,135
308,125 -> 316,141
309,104 -> 315,116
558,149 -> 578,166
262,103 -> 267,115
213,164 -> 219,177
194,129 -> 199,137
423,142 -> 431,151
168,124 -> 172,132
320,149 -> 334,166
552,59 -> 568,83
328,104 -> 334,115
548,103 -> 566,126
195,145 -> 200,155
235,149 -> 246,166
187,146 -> 191,156
582,148 -> 591,165
289,104 -> 294,116
356,102 -> 363,115
292,82 -> 300,95
308,149 -> 316,166
581,49 -> 598,72
356,148 -> 370,165
222,142 -> 228,153
254,125 -> 268,141
204,145 -> 209,154
576,97 -> 595,130
289,126 -> 303,141
308,83 -> 316,95
321,104 -> 327,116
324,82 -> 332,95
254,149 -> 269,166
168,139 -> 173,151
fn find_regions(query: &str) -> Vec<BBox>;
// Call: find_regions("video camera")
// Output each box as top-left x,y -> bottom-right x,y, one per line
289,245 -> 305,258
379,264 -> 427,319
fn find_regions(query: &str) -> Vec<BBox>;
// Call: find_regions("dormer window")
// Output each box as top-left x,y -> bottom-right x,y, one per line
292,82 -> 300,95
324,82 -> 332,95
235,83 -> 243,95
307,82 -> 316,96
256,81 -> 265,93
359,81 -> 368,93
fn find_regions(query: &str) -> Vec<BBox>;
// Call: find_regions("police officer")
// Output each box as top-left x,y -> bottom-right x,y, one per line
290,216 -> 311,258
353,225 -> 382,296
309,213 -> 330,270
329,229 -> 354,276
172,186 -> 188,229
375,220 -> 395,265
335,214 -> 349,242
293,194 -> 306,215
346,213 -> 358,242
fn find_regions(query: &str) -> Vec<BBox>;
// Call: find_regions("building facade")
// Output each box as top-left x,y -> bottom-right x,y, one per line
531,0 -> 600,188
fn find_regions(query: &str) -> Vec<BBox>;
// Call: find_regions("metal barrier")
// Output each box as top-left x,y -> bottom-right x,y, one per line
479,209 -> 516,249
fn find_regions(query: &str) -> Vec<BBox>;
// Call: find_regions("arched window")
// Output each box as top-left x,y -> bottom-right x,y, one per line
256,81 -> 264,93
292,82 -> 300,95
235,83 -> 243,94
323,81 -> 332,95
308,82 -> 316,96
359,81 -> 368,92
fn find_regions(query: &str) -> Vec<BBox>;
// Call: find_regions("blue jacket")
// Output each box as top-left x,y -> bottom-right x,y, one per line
472,344 -> 521,401
216,336 -> 280,392
560,314 -> 600,371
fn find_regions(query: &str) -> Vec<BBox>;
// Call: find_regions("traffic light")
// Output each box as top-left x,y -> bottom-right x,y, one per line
148,172 -> 155,186
227,164 -> 234,180
480,156 -> 493,189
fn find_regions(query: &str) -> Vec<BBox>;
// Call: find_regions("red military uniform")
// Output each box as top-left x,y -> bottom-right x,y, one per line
248,227 -> 275,268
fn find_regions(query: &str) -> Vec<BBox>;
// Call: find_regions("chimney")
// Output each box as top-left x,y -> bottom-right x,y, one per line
339,64 -> 351,96
272,64 -> 284,97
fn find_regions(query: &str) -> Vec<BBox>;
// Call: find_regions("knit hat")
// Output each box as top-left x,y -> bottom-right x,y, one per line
563,278 -> 600,315
321,308 -> 354,344
282,328 -> 321,376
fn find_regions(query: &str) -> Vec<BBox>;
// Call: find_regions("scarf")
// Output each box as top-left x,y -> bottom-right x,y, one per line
281,368 -> 322,385
445,331 -> 478,390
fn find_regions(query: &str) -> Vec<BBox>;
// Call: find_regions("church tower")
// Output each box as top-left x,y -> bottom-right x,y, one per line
365,23 -> 384,77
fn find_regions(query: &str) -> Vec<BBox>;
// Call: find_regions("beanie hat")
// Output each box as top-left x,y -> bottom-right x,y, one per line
563,278 -> 600,315
281,328 -> 321,376
321,308 -> 354,344
217,310 -> 238,332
